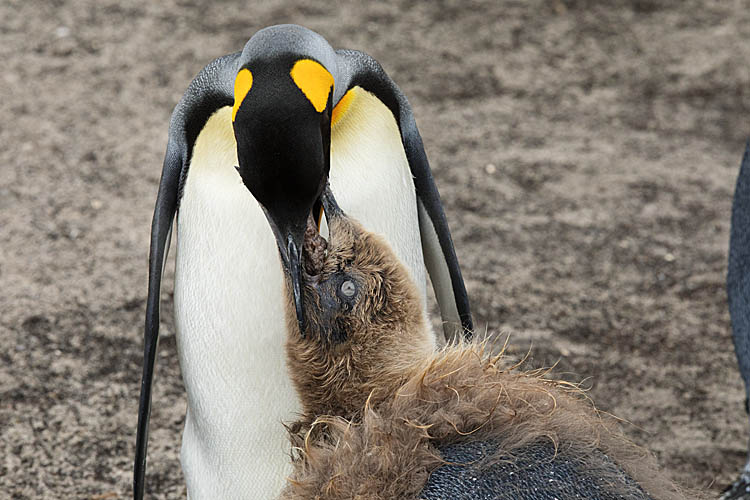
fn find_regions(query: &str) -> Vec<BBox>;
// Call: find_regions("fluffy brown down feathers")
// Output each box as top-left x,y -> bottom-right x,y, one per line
279,210 -> 698,500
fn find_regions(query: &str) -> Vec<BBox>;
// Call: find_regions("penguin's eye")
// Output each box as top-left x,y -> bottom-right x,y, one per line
340,280 -> 356,298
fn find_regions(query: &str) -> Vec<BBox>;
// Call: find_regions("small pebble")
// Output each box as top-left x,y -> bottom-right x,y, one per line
485,163 -> 497,174
664,253 -> 675,262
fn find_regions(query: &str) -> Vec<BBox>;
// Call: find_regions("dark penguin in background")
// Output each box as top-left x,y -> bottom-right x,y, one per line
134,25 -> 473,499
724,143 -> 750,500
277,187 -> 690,500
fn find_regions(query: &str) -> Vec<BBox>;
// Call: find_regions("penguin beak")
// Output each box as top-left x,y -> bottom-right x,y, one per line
262,210 -> 308,335
286,231 -> 306,337
269,186 -> 340,337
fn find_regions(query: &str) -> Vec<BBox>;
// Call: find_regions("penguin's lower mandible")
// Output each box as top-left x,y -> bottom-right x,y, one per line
276,186 -> 704,500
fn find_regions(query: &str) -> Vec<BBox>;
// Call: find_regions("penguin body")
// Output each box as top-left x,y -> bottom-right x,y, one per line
724,143 -> 750,500
279,189 -> 688,500
174,93 -> 430,497
134,25 -> 473,499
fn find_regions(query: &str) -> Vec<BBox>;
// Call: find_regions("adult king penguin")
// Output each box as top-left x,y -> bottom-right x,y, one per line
725,143 -> 750,500
134,25 -> 473,499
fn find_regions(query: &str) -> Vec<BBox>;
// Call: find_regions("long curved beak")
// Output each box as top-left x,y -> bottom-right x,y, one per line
261,186 -> 342,339
285,233 -> 305,335
263,211 -> 308,335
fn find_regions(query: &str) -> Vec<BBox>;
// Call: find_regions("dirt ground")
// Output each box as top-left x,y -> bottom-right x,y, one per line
2,0 -> 749,498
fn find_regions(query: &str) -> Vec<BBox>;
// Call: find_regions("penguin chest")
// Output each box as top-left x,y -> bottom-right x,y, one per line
175,106 -> 294,412
174,106 -> 298,495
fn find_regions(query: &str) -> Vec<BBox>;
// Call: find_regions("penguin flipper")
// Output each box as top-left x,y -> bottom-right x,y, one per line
729,143 -> 750,407
133,53 -> 238,500
133,146 -> 179,500
334,49 -> 473,340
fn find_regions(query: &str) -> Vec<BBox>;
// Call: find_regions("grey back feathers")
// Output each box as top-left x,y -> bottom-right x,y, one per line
423,441 -> 651,500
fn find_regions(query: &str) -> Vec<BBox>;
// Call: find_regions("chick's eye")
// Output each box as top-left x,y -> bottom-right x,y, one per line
340,280 -> 356,298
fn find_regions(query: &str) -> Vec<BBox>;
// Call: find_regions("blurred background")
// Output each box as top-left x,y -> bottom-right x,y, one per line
1,0 -> 749,497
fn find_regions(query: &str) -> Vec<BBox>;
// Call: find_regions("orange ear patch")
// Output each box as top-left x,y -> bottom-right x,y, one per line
232,68 -> 253,122
331,88 -> 356,127
290,59 -> 334,113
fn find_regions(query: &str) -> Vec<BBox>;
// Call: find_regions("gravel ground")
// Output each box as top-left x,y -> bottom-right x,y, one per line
1,0 -> 749,498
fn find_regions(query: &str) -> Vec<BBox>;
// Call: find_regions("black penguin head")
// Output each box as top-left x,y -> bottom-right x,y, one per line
231,25 -> 339,332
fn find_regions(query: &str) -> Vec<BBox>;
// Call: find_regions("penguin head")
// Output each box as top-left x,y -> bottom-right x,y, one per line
231,25 -> 338,332
283,187 -> 434,418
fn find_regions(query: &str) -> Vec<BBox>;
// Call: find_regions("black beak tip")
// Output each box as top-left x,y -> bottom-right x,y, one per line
287,236 -> 307,338
294,292 -> 305,338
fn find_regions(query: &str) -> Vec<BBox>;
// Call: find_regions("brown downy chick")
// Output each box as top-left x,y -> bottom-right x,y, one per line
285,190 -> 435,420
279,188 -> 697,500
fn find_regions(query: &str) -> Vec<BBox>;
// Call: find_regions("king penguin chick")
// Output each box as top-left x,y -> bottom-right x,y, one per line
276,187 -> 696,500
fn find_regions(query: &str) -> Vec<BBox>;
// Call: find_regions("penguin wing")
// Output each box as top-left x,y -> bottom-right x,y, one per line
334,49 -> 473,340
134,52 -> 239,500
728,143 -> 750,405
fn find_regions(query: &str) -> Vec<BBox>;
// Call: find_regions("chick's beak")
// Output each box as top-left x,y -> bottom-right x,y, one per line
320,185 -> 342,222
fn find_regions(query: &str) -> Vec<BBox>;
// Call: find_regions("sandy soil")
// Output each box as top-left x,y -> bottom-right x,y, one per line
2,0 -> 749,498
